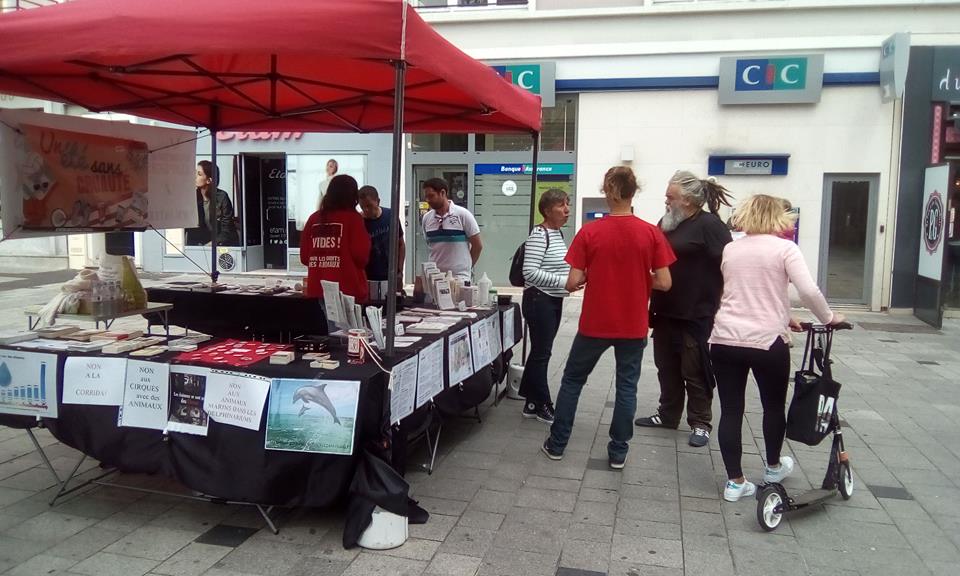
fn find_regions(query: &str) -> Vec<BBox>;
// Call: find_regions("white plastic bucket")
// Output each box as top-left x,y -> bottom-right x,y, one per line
506,363 -> 524,400
357,506 -> 408,550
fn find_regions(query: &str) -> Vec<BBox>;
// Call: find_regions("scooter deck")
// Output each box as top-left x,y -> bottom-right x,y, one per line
788,488 -> 835,508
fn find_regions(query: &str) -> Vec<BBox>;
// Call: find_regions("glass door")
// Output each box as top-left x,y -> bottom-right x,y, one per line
410,164 -> 469,278
819,174 -> 879,305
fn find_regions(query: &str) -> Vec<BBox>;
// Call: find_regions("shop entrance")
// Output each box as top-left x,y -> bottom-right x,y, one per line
410,164 -> 469,278
819,174 -> 878,305
242,154 -> 287,270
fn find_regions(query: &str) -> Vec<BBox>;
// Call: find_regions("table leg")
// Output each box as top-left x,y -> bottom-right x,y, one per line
25,428 -> 61,486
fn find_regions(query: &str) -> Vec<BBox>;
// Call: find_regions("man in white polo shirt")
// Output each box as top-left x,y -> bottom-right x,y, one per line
421,177 -> 482,280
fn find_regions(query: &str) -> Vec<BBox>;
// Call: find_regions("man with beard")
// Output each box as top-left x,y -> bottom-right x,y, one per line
635,171 -> 733,447
421,177 -> 482,281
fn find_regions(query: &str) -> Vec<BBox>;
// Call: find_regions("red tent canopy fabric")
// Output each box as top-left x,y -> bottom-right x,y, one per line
0,0 -> 541,133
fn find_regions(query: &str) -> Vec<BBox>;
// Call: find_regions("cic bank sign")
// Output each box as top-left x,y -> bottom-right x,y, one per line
718,54 -> 824,105
488,62 -> 556,107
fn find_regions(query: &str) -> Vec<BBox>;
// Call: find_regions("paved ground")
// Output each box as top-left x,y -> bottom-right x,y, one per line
0,270 -> 959,576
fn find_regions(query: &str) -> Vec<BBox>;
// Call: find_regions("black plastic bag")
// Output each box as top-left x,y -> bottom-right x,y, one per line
342,450 -> 428,548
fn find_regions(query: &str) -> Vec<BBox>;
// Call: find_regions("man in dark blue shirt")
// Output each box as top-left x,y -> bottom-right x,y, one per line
358,186 -> 405,290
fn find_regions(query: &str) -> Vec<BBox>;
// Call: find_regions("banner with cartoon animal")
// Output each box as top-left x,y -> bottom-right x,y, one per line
17,124 -> 148,229
0,109 -> 196,237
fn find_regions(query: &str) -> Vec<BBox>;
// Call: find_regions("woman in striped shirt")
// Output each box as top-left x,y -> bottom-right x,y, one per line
519,188 -> 572,424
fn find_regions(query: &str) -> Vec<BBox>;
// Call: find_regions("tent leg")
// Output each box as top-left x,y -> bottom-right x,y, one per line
209,109 -> 220,283
385,60 -> 407,357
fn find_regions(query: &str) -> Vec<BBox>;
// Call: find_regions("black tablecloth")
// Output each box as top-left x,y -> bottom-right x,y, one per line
145,287 -> 327,341
0,303 -> 522,507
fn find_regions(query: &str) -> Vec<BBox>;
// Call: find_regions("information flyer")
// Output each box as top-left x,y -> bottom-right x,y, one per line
63,356 -> 126,406
118,360 -> 169,431
389,355 -> 418,424
415,339 -> 444,409
0,349 -> 58,418
447,326 -> 474,385
204,370 -> 270,432
502,308 -> 516,351
166,365 -> 210,436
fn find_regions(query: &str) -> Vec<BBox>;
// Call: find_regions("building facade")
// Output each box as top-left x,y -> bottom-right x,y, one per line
408,0 -> 960,312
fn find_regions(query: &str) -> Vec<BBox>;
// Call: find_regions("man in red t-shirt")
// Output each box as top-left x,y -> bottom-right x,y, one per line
542,166 -> 676,469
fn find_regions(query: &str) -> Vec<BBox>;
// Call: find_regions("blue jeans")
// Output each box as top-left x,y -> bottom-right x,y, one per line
546,333 -> 647,460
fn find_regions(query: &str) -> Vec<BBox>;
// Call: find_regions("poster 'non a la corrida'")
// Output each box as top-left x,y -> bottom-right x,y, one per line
17,124 -> 148,230
265,378 -> 360,455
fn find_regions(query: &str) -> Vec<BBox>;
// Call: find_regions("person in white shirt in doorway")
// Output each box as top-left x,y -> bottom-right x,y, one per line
421,177 -> 482,281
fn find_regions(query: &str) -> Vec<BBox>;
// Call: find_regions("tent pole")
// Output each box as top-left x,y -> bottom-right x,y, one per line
528,131 -> 540,232
209,106 -> 220,283
385,60 -> 406,358
522,131 -> 541,365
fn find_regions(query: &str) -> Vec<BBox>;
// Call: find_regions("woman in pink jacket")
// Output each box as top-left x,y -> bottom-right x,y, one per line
710,194 -> 845,502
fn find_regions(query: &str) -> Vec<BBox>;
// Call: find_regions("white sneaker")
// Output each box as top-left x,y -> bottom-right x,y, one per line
763,456 -> 795,484
723,479 -> 757,502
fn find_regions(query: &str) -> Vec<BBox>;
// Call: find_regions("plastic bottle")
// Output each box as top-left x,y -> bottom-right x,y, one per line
110,280 -> 121,315
91,281 -> 104,318
477,273 -> 492,306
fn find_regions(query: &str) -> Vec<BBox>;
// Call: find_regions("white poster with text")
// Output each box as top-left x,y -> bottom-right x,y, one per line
63,357 -> 126,406
416,339 -> 444,409
203,370 -> 270,432
119,360 -> 169,430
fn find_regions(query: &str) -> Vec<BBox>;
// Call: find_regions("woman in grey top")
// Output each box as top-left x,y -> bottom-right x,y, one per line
519,188 -> 572,423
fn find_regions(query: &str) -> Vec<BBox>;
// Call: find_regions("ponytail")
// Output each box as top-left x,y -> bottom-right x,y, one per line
701,177 -> 733,215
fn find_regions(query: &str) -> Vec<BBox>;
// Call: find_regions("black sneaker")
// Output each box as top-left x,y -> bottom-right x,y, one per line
688,427 -> 710,447
634,414 -> 678,429
609,454 -> 626,470
536,403 -> 555,424
522,401 -> 539,419
541,440 -> 563,461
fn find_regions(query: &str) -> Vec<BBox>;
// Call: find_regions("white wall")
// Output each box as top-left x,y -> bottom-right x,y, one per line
576,85 -> 896,309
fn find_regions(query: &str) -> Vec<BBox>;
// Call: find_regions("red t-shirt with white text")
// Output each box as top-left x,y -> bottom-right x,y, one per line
565,215 -> 676,339
300,209 -> 371,302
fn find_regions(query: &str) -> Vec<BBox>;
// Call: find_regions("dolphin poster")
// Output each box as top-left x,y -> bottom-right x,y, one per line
265,378 -> 360,455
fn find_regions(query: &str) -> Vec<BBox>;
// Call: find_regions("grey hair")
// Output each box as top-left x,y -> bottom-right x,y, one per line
669,170 -> 732,214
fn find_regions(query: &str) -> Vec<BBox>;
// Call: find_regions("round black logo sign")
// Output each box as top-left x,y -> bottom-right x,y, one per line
923,190 -> 945,255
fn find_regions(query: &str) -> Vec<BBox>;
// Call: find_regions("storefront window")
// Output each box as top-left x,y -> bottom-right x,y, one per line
286,154 -> 367,249
410,133 -> 468,152
475,94 -> 577,152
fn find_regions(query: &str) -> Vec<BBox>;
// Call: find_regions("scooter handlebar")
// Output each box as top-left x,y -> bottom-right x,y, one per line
799,321 -> 853,331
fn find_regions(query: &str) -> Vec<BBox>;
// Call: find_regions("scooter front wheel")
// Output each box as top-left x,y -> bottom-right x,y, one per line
757,485 -> 785,531
838,461 -> 854,500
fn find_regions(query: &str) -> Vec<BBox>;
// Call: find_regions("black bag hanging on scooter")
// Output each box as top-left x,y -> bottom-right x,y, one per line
786,328 -> 841,446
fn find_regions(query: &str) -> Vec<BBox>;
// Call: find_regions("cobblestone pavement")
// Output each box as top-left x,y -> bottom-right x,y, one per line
0,271 -> 958,576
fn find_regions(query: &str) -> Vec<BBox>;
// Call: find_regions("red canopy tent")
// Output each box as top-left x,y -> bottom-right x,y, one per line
0,0 -> 542,354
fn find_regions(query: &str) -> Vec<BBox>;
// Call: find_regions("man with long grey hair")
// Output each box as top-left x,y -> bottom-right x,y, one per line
635,170 -> 733,447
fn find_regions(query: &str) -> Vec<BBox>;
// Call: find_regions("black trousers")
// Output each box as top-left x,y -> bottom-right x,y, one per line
711,339 -> 791,480
653,318 -> 713,430
518,287 -> 563,406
